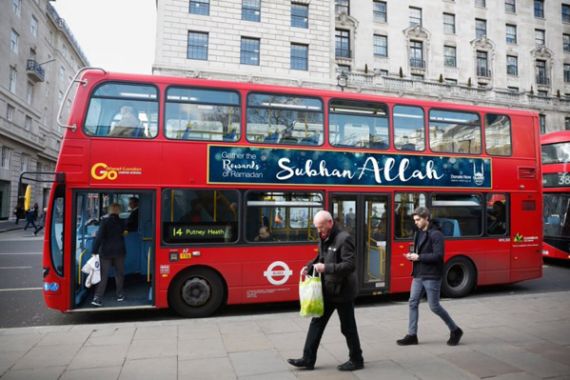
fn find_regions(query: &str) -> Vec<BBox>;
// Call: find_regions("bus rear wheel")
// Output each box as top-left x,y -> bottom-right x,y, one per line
442,257 -> 476,298
168,268 -> 225,318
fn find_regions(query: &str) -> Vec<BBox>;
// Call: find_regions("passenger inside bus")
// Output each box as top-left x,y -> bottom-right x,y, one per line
487,201 -> 506,235
110,106 -> 142,137
254,226 -> 273,242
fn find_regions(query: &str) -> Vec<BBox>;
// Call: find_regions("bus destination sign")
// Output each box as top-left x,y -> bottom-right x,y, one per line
208,146 -> 492,188
543,172 -> 570,188
164,223 -> 234,243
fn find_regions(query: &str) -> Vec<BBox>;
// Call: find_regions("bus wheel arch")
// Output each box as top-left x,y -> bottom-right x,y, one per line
442,256 -> 477,298
168,266 -> 227,318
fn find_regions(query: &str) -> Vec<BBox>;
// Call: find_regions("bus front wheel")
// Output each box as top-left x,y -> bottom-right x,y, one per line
442,257 -> 476,298
168,267 -> 225,318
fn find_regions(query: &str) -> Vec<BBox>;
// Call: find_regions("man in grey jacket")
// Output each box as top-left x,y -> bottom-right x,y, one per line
288,210 -> 364,371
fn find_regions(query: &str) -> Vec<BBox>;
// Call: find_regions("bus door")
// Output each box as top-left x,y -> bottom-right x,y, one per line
72,190 -> 155,309
331,194 -> 390,295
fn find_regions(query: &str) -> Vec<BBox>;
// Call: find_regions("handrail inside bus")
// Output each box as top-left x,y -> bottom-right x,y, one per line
57,66 -> 107,132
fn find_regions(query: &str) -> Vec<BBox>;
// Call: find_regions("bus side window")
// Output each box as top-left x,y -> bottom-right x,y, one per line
394,192 -> 426,239
432,193 -> 483,237
486,194 -> 508,236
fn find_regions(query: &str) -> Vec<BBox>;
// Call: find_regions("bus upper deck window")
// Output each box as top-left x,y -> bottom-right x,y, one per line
246,93 -> 324,146
429,109 -> 481,154
165,87 -> 241,142
394,105 -> 425,151
329,99 -> 389,150
485,114 -> 512,156
84,83 -> 159,139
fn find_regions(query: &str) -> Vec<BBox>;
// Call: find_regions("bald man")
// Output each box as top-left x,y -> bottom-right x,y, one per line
288,210 -> 363,371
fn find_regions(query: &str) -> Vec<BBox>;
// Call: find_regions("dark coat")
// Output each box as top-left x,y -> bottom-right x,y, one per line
412,223 -> 444,279
307,223 -> 358,303
92,214 -> 126,258
126,208 -> 139,232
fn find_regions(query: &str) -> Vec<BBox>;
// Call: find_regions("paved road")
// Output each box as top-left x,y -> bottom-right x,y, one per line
1,229 -> 569,328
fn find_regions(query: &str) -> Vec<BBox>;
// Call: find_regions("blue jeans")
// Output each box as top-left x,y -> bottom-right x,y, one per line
408,278 -> 458,336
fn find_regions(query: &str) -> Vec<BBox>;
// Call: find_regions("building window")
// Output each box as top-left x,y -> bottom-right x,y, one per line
1,146 -> 10,169
535,29 -> 545,46
565,117 -> 570,130
26,82 -> 33,104
444,45 -> 456,67
291,3 -> 308,28
539,114 -> 546,133
476,51 -> 489,77
563,4 -> 570,23
409,40 -> 424,68
335,0 -> 349,15
9,67 -> 17,93
374,35 -> 388,57
536,60 -> 548,84
445,78 -> 458,84
187,31 -> 208,60
506,24 -> 517,44
12,0 -> 21,16
505,0 -> 516,13
242,0 -> 261,22
443,13 -> 455,34
507,86 -> 519,93
189,0 -> 209,15
373,1 -> 387,22
338,64 -> 351,73
409,7 -> 422,27
564,34 -> 570,52
564,64 -> 570,82
411,74 -> 424,81
507,55 -> 518,76
20,154 -> 28,173
335,29 -> 350,58
475,19 -> 486,39
240,37 -> 260,65
534,0 -> 544,18
475,0 -> 486,7
6,104 -> 15,121
10,29 -> 19,54
537,90 -> 548,97
24,116 -> 32,131
31,15 -> 38,38
291,43 -> 308,70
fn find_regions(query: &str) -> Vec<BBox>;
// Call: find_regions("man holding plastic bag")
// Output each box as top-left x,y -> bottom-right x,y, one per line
288,210 -> 364,372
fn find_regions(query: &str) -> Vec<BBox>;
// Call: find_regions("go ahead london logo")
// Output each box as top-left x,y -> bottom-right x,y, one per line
208,146 -> 492,188
90,163 -> 143,181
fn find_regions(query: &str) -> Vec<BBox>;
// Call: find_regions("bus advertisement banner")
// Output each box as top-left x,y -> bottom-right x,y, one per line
208,145 -> 492,188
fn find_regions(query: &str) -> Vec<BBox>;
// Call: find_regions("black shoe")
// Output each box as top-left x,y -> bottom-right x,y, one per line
397,334 -> 418,346
91,297 -> 102,307
287,358 -> 314,370
447,327 -> 463,346
337,360 -> 364,371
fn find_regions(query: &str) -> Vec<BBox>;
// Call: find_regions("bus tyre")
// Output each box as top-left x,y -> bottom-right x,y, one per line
168,268 -> 225,318
442,257 -> 476,298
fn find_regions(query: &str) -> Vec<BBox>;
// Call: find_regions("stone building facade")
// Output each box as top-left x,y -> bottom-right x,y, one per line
154,0 -> 570,135
0,0 -> 88,220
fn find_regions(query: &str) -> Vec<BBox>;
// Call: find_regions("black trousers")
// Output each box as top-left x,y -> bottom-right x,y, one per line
302,299 -> 363,365
94,256 -> 125,299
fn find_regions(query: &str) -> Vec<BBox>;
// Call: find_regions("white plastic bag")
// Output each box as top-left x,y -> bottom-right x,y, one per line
81,254 -> 101,288
299,268 -> 324,318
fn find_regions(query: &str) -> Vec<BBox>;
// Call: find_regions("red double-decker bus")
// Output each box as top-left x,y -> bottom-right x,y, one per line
541,131 -> 570,260
42,68 -> 543,317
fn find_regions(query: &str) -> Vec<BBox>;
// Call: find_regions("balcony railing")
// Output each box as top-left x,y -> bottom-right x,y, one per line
410,58 -> 425,69
476,67 -> 491,77
26,59 -> 45,82
536,74 -> 550,85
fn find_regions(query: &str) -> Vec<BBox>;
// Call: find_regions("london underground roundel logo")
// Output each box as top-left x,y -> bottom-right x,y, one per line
263,261 -> 293,286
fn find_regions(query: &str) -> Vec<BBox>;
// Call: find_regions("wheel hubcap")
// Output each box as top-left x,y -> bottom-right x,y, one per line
448,264 -> 466,288
181,277 -> 210,306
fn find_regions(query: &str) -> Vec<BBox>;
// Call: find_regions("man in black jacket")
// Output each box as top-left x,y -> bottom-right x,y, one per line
397,207 -> 463,346
288,210 -> 364,371
91,203 -> 127,307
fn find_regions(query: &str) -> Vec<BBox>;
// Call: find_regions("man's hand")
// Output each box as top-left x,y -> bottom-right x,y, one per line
407,253 -> 419,261
314,263 -> 325,273
301,266 -> 308,276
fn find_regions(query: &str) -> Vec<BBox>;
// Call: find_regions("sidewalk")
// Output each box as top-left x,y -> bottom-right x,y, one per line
1,291 -> 569,379
0,220 -> 23,234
